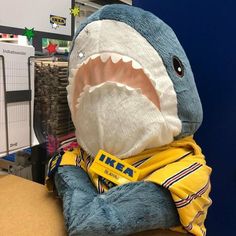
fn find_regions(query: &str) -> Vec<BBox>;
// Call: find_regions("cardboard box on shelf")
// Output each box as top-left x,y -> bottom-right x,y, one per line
0,148 -> 33,180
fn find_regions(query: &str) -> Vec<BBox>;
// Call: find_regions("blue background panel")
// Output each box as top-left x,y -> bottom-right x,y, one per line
133,1 -> 236,235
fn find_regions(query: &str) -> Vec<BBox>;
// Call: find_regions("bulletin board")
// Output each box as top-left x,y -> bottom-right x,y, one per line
0,0 -> 74,40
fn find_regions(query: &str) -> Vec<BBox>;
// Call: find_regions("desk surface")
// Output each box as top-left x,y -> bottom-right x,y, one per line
0,175 -> 187,236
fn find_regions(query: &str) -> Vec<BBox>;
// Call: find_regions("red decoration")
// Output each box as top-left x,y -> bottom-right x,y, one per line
46,42 -> 57,54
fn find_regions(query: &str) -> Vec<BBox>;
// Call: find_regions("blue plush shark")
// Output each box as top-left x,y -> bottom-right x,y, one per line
53,4 -> 204,236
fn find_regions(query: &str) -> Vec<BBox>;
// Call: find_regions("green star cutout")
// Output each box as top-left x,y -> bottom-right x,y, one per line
23,27 -> 35,41
70,6 -> 80,16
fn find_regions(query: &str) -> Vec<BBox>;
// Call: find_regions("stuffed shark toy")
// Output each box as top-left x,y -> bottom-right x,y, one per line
46,4 -> 212,236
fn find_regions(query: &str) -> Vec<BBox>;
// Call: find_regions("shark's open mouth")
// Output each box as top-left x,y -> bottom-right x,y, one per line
67,53 -> 161,120
68,51 -> 182,140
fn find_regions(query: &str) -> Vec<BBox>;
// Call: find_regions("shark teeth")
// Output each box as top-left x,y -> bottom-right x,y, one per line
68,52 -> 159,104
111,54 -> 121,63
132,60 -> 141,69
76,82 -> 143,109
121,55 -> 131,63
74,53 -> 143,71
100,53 -> 110,62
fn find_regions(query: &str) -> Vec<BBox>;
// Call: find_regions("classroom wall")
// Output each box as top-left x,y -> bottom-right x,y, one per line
133,1 -> 236,235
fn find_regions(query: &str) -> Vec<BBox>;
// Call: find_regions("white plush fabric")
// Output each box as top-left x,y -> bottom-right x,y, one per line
69,20 -> 181,137
75,82 -> 174,159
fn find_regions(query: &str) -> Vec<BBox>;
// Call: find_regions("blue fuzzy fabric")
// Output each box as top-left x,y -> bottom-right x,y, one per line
71,4 -> 203,138
55,166 -> 180,236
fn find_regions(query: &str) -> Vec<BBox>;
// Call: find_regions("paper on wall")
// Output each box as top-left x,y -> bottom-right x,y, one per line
0,42 -> 39,157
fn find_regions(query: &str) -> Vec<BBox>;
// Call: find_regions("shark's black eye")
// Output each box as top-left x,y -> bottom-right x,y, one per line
172,56 -> 184,77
